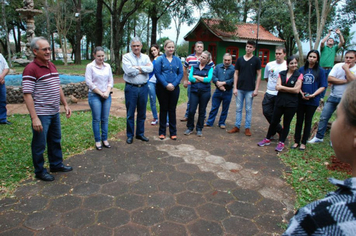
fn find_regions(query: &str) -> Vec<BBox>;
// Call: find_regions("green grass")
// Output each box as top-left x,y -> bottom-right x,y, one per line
279,109 -> 350,209
0,111 -> 125,197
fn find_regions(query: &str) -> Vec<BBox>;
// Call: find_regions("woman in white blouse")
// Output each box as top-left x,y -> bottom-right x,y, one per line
85,46 -> 113,150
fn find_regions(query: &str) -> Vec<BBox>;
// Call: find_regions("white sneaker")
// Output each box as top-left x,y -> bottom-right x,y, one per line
151,119 -> 158,125
307,136 -> 324,144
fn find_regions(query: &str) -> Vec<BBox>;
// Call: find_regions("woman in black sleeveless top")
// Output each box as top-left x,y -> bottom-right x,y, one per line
258,56 -> 303,152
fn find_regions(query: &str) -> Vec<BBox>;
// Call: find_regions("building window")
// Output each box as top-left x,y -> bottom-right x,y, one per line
226,47 -> 239,65
258,49 -> 269,68
208,44 -> 217,64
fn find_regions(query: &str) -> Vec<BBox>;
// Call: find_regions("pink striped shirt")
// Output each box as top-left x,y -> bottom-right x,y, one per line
22,59 -> 61,115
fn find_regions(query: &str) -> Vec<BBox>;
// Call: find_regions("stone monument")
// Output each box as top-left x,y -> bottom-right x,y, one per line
16,0 -> 42,62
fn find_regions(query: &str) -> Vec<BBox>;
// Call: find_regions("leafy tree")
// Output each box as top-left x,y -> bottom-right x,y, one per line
175,41 -> 189,57
170,1 -> 196,46
102,0 -> 145,74
286,0 -> 340,65
147,0 -> 184,44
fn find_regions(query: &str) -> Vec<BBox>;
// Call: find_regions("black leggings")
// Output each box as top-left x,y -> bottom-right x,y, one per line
267,106 -> 297,143
294,103 -> 318,145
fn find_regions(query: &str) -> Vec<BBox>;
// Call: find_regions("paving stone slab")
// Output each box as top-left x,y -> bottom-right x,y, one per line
36,226 -> 74,236
147,193 -> 175,209
97,208 -> 130,228
158,181 -> 185,194
48,195 -> 82,213
175,163 -> 200,173
204,190 -> 236,205
175,191 -> 206,207
0,212 -> 25,232
188,219 -> 223,236
0,227 -> 34,236
71,182 -> 100,196
222,216 -> 259,235
100,181 -> 129,197
168,171 -> 193,183
185,180 -> 213,193
103,163 -> 128,174
227,201 -> 260,219
13,196 -> 48,214
61,173 -> 89,186
165,205 -> 198,223
131,207 -> 164,226
14,182 -> 43,199
152,164 -> 176,173
231,188 -> 263,204
115,193 -> 145,211
197,203 -> 230,221
88,173 -> 117,185
83,194 -> 114,211
255,214 -> 285,233
131,181 -> 158,195
23,210 -> 61,230
77,225 -> 113,236
0,198 -> 18,211
61,209 -> 95,229
40,184 -> 71,197
142,172 -> 168,184
151,222 -> 188,236
114,224 -> 149,236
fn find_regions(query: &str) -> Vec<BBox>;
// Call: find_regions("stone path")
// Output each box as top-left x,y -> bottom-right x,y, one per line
1,82 -> 296,235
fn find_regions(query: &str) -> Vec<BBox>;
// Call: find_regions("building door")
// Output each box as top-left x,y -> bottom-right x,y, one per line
226,46 -> 239,65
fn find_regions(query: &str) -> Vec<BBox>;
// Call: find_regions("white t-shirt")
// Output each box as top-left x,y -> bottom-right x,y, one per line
264,60 -> 287,95
329,62 -> 356,98
0,53 -> 9,74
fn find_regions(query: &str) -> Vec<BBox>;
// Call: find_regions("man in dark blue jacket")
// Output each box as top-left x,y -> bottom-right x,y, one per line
205,53 -> 235,129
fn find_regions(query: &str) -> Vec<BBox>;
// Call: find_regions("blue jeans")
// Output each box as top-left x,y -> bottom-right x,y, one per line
206,89 -> 232,126
125,83 -> 148,138
320,68 -> 331,98
88,92 -> 112,142
148,82 -> 158,119
184,84 -> 191,118
0,83 -> 7,122
187,90 -> 211,131
31,113 -> 64,175
235,90 -> 253,129
316,95 -> 340,139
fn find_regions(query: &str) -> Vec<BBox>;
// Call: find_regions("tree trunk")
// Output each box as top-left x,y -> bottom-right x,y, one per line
146,16 -> 150,52
52,33 -> 56,61
74,0 -> 82,64
286,0 -> 304,65
313,0 -> 340,50
151,16 -> 158,45
86,39 -> 89,60
2,0 -> 11,67
308,0 -> 313,50
95,0 -> 103,47
45,0 -> 51,41
12,27 -> 20,53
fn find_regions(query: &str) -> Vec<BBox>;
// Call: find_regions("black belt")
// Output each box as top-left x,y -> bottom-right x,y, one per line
126,82 -> 147,87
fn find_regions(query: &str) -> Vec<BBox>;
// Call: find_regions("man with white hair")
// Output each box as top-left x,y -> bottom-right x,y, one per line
122,37 -> 153,144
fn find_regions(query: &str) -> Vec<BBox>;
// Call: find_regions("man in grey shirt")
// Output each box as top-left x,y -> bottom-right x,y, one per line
122,37 -> 153,144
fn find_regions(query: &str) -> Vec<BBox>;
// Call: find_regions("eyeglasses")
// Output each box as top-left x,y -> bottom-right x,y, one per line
39,47 -> 52,52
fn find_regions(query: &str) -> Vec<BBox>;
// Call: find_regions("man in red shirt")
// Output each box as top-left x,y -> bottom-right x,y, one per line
23,37 -> 73,181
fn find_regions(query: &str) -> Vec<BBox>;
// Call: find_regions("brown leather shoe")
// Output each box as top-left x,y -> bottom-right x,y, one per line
180,117 -> 188,122
245,128 -> 252,136
227,126 -> 240,133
